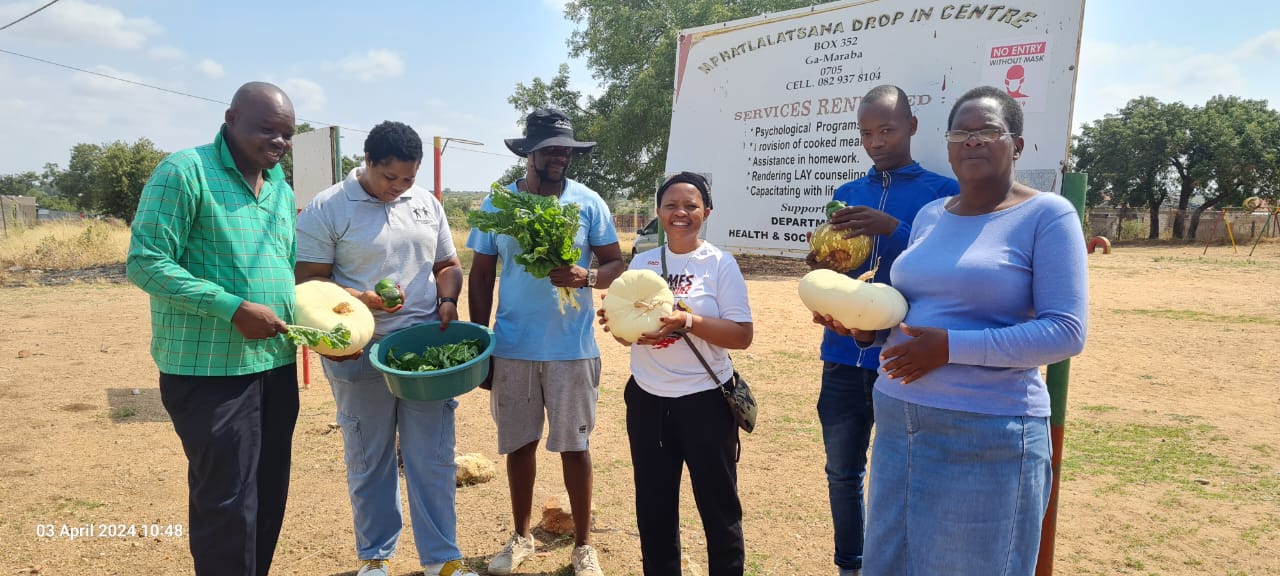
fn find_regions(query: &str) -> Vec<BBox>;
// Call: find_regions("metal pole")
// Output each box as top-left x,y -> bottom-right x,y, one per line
433,136 -> 443,202
1036,172 -> 1086,576
1249,207 -> 1280,257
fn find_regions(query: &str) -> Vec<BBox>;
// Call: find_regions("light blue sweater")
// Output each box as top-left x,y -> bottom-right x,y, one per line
876,192 -> 1088,417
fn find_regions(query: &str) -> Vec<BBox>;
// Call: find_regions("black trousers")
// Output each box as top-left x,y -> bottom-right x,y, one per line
625,377 -> 744,576
159,364 -> 299,576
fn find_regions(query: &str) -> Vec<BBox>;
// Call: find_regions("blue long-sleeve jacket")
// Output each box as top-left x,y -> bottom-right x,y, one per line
819,161 -> 957,370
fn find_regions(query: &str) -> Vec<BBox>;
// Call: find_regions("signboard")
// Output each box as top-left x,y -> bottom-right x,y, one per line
291,126 -> 340,209
665,0 -> 1086,256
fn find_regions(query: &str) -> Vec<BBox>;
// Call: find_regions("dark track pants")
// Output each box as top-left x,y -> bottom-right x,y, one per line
625,377 -> 743,576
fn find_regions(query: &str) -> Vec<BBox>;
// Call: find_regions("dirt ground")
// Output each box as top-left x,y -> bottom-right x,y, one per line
2,243 -> 1278,575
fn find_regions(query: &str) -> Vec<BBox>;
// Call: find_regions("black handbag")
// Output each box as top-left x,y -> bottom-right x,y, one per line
661,246 -> 758,436
682,334 -> 758,434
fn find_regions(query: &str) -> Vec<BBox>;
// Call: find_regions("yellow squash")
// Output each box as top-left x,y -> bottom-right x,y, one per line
809,200 -> 871,273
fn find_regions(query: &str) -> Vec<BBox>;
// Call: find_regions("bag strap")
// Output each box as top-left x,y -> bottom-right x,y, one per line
664,246 -> 730,392
660,245 -> 742,458
681,333 -> 727,390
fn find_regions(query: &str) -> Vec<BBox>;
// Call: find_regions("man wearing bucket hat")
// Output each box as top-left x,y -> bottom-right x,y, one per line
295,121 -> 474,576
468,108 -> 626,576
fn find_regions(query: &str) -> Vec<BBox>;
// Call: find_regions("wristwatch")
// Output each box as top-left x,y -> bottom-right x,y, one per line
437,296 -> 458,307
585,269 -> 598,288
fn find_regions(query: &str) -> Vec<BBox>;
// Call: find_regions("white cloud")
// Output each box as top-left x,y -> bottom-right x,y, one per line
1234,29 -> 1280,60
0,58 -> 215,177
147,45 -> 185,62
0,0 -> 162,50
543,0 -> 569,12
279,78 -> 327,114
329,49 -> 405,82
195,59 -> 225,79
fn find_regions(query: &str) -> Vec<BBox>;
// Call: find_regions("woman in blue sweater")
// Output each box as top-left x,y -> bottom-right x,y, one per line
856,86 -> 1088,575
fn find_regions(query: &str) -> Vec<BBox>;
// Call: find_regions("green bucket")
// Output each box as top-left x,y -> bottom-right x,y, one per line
369,321 -> 495,401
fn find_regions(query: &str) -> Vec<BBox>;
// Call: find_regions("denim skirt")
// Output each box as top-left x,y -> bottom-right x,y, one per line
863,389 -> 1052,576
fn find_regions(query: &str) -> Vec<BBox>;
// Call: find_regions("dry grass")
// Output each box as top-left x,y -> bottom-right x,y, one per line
0,220 -> 131,271
0,223 -> 631,281
616,230 -> 636,255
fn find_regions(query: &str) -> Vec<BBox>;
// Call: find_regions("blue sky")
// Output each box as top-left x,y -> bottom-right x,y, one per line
1,0 -> 1277,192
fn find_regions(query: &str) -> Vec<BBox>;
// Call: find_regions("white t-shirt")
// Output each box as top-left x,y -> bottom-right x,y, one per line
627,242 -> 752,398
296,168 -> 457,337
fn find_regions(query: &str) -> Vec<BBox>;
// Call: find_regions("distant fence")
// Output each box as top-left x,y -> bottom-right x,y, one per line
613,213 -> 653,234
38,209 -> 84,222
1087,208 -> 1277,242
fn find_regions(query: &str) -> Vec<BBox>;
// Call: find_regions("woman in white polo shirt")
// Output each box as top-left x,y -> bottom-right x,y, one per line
294,121 -> 473,576
599,171 -> 754,576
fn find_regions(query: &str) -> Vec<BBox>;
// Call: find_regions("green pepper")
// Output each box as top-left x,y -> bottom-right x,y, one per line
824,200 -> 847,220
375,278 -> 403,308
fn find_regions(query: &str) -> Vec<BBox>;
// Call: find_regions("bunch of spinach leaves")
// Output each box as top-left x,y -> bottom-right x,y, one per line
285,323 -> 352,350
467,181 -> 582,313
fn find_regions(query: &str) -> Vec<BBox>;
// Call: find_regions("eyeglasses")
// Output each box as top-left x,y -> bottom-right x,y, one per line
944,129 -> 1016,143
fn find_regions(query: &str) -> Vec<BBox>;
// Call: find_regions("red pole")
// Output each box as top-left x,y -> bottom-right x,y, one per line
1035,416 -> 1066,576
1035,173 -> 1085,575
298,205 -> 311,390
300,347 -> 311,390
433,136 -> 443,202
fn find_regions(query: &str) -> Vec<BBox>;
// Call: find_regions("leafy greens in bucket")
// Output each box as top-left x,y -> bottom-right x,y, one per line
386,339 -> 483,372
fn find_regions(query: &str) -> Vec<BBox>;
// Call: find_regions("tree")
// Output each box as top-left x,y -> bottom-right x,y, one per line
56,143 -> 104,211
1070,97 -> 1177,236
507,64 -> 613,193
1187,96 -> 1280,238
90,139 -> 167,223
0,171 -> 40,197
341,154 -> 363,176
511,0 -> 815,200
9,164 -> 80,213
1074,97 -> 1182,239
1074,95 -> 1280,240
1161,102 -> 1208,239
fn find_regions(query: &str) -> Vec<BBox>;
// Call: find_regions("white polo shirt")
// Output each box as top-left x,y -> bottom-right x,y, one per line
296,168 -> 457,338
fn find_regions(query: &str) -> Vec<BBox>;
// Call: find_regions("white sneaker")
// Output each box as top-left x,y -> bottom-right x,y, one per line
356,559 -> 390,576
487,532 -> 536,575
428,559 -> 479,576
572,544 -> 604,576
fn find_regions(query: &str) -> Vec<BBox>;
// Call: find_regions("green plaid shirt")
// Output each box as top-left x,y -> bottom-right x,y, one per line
127,127 -> 297,376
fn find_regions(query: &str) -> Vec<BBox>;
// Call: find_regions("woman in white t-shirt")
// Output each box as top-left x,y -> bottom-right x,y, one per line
598,171 -> 754,576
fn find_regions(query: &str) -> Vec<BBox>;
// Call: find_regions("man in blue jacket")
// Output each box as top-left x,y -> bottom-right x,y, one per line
809,84 -> 958,576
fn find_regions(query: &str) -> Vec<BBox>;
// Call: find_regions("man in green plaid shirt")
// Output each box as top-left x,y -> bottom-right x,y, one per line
127,81 -> 299,576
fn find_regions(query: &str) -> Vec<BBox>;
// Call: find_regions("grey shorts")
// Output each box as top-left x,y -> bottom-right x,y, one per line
489,357 -> 601,454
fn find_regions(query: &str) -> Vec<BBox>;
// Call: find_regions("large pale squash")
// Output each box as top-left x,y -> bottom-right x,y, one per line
602,269 -> 675,343
798,268 -> 907,331
294,280 -> 375,355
